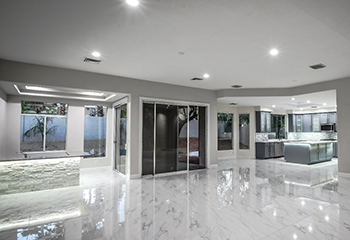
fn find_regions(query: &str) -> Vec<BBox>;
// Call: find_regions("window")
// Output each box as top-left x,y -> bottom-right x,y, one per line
217,113 -> 233,150
20,101 -> 68,152
84,105 -> 107,158
239,114 -> 250,149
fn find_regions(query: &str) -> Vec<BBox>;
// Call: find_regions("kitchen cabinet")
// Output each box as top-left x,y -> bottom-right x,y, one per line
320,112 -> 337,124
256,142 -> 284,159
333,142 -> 338,157
312,114 -> 320,132
256,111 -> 271,133
288,114 -> 295,132
288,112 -> 337,132
285,142 -> 333,164
328,113 -> 337,124
296,115 -> 302,132
302,114 -> 312,132
288,114 -> 302,132
320,113 -> 328,124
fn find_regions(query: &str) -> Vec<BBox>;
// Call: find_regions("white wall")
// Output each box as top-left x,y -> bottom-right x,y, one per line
0,89 -> 7,159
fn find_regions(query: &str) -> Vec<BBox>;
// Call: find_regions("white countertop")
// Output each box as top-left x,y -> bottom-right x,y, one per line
284,140 -> 337,145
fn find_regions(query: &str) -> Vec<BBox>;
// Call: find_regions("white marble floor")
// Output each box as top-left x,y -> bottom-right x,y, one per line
0,158 -> 349,240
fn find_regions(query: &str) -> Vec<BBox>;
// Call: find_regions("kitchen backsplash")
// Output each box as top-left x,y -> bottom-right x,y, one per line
288,132 -> 337,141
256,132 -> 337,142
256,133 -> 268,142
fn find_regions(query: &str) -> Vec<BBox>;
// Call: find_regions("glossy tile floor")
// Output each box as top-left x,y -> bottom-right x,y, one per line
0,158 -> 349,240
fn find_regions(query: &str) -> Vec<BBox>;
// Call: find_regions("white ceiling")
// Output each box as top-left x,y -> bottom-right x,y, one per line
1,0 -> 350,90
218,90 -> 337,111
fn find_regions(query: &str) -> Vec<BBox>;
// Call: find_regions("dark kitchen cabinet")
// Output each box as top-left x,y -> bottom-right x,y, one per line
320,112 -> 337,124
328,113 -> 337,124
256,142 -> 284,159
302,114 -> 312,132
288,112 -> 336,132
333,142 -> 338,157
288,114 -> 303,132
256,111 -> 271,133
320,113 -> 328,124
288,114 -> 296,132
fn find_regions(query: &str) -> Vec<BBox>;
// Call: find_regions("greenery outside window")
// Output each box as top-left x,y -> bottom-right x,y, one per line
20,101 -> 68,152
218,113 -> 233,150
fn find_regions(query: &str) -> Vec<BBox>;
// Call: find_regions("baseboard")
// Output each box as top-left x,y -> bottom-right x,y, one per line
128,174 -> 141,179
218,156 -> 237,160
338,172 -> 350,178
208,164 -> 218,169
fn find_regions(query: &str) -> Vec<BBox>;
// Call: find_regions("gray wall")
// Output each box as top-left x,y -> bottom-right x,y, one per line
0,59 -> 218,177
0,91 -> 7,159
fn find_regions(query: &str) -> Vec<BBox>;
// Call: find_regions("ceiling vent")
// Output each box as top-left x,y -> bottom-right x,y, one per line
309,63 -> 326,70
191,77 -> 203,81
231,85 -> 242,88
230,102 -> 238,105
83,57 -> 102,64
311,105 -> 319,109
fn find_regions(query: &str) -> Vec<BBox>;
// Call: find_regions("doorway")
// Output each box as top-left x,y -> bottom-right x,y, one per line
142,102 -> 207,176
114,104 -> 127,174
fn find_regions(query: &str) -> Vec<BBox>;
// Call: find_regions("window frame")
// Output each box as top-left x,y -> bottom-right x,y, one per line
20,113 -> 68,153
217,112 -> 234,151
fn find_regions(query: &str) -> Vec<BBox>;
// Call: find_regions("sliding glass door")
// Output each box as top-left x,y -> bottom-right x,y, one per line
142,102 -> 206,175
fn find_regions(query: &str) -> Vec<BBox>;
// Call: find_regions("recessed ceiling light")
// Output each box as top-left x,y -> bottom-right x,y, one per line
323,103 -> 327,106
272,105 -> 276,108
270,49 -> 279,56
92,52 -> 101,57
81,92 -> 104,97
25,86 -> 51,91
126,0 -> 139,6
307,100 -> 310,103
203,73 -> 210,78
300,108 -> 303,110
291,98 -> 295,101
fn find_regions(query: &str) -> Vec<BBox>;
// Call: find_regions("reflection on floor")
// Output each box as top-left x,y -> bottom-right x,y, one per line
0,158 -> 349,239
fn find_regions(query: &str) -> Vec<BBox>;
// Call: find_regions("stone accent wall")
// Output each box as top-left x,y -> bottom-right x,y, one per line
0,157 -> 80,195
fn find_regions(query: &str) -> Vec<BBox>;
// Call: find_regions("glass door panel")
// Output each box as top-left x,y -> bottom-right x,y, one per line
142,103 -> 155,175
177,106 -> 188,171
155,104 -> 181,174
115,104 -> 127,174
189,106 -> 206,170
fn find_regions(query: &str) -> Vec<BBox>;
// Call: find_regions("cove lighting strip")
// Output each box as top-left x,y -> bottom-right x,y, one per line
14,85 -> 116,102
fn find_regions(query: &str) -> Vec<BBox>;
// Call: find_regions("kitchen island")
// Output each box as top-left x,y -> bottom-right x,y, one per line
284,141 -> 335,165
0,154 -> 82,195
